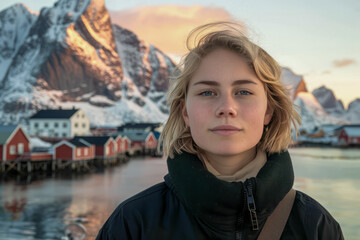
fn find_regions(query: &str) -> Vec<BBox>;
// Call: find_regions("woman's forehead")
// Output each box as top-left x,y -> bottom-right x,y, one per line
188,49 -> 260,87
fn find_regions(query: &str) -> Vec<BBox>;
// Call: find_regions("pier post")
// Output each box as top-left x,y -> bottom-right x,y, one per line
27,160 -> 32,174
17,161 -> 21,173
52,159 -> 56,171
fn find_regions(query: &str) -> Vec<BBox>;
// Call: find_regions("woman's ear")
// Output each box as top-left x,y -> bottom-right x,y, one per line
264,104 -> 274,125
181,100 -> 190,126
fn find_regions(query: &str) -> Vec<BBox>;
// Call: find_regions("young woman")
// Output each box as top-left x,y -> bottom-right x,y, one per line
96,22 -> 343,240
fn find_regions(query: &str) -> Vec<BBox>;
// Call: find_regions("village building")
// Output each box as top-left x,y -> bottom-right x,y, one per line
28,108 -> 90,138
125,132 -> 158,155
117,123 -> 162,134
73,136 -> 116,159
337,125 -> 360,145
112,135 -> 131,155
90,126 -> 118,136
0,125 -> 30,161
53,138 -> 95,161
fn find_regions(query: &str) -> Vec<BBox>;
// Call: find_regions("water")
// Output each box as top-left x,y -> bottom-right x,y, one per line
0,148 -> 359,239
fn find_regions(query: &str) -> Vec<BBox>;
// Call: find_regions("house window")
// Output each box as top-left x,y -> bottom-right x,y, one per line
75,123 -> 78,128
54,133 -> 58,137
34,123 -> 38,128
106,146 -> 109,155
63,122 -> 67,127
44,122 -> 48,128
54,122 -> 59,128
84,148 -> 88,155
77,149 -> 81,156
18,143 -> 24,154
82,114 -> 85,118
62,133 -> 67,137
82,123 -> 86,128
9,145 -> 16,155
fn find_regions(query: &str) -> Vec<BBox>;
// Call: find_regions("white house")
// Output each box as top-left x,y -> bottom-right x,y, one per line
28,108 -> 90,138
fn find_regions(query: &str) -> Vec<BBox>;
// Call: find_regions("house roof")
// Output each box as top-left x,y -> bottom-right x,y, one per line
30,109 -> 78,119
343,127 -> 360,137
0,125 -> 18,144
73,136 -> 112,145
68,138 -> 91,147
118,123 -> 161,131
125,132 -> 152,141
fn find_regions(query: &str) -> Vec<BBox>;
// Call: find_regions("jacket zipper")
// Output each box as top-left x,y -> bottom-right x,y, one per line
235,179 -> 258,240
245,179 -> 259,231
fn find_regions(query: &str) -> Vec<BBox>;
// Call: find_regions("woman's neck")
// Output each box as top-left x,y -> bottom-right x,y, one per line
203,147 -> 257,176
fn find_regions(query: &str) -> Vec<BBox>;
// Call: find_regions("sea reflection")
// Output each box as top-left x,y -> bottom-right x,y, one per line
290,148 -> 360,239
0,149 -> 359,239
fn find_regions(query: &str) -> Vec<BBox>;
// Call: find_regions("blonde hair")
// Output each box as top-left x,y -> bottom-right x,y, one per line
159,22 -> 301,159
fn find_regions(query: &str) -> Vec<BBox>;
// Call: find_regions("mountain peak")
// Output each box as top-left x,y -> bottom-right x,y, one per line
312,85 -> 340,109
0,0 -> 175,125
280,67 -> 307,100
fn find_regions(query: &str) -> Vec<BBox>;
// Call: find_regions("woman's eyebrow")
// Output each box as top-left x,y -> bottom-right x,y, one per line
193,80 -> 257,86
232,80 -> 257,86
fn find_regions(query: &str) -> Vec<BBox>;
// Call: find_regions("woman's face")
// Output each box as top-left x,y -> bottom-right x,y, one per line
182,48 -> 273,160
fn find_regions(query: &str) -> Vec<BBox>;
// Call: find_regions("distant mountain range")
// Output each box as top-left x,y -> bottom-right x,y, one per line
0,0 -> 359,131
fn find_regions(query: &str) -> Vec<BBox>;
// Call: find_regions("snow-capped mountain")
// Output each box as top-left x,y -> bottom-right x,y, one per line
312,86 -> 360,124
347,99 -> 360,124
280,69 -> 349,131
280,67 -> 307,100
0,0 -> 175,126
0,4 -> 37,83
0,0 -> 357,129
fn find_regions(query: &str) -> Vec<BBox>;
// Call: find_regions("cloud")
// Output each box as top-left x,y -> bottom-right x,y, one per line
109,5 -> 239,55
333,59 -> 356,67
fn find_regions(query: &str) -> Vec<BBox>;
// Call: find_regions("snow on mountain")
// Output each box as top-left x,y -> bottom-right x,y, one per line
0,0 -> 175,126
0,1 -> 356,129
294,92 -> 348,131
312,85 -> 345,116
280,67 -> 307,100
0,4 -> 37,83
282,68 -> 350,131
312,86 -> 360,124
346,99 -> 360,124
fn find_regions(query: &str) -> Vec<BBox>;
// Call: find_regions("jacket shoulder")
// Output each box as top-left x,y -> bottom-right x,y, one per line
96,182 -> 192,240
285,190 -> 344,240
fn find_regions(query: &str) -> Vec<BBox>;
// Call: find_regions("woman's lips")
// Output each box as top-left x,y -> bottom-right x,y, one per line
210,125 -> 242,136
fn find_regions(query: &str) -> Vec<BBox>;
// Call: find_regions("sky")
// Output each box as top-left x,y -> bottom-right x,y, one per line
1,0 -> 359,108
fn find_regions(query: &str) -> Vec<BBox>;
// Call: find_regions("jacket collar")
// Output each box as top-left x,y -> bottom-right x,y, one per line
164,151 -> 294,232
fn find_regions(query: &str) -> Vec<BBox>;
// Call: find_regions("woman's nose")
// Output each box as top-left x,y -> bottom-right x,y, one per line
215,95 -> 237,117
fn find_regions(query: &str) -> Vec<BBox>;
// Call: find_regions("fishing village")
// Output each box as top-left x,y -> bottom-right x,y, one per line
0,108 -> 161,177
1,107 -> 360,177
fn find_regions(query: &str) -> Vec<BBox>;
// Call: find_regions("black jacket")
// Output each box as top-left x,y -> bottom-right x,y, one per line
96,151 -> 344,240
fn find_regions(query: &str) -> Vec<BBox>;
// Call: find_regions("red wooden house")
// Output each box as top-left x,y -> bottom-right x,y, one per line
53,138 -> 95,161
0,125 -> 30,161
112,135 -> 131,154
73,136 -> 116,159
126,132 -> 157,154
122,136 -> 131,153
338,125 -> 360,145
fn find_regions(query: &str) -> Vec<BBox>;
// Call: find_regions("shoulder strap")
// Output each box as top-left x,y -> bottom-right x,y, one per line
258,188 -> 296,240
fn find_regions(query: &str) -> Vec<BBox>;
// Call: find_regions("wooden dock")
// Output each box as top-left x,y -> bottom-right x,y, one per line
0,153 -> 129,176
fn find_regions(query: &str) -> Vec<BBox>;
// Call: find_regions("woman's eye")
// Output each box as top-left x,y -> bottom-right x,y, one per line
236,90 -> 251,95
200,91 -> 215,96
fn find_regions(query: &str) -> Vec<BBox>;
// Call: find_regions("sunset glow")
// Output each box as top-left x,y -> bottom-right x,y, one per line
110,5 -> 233,55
